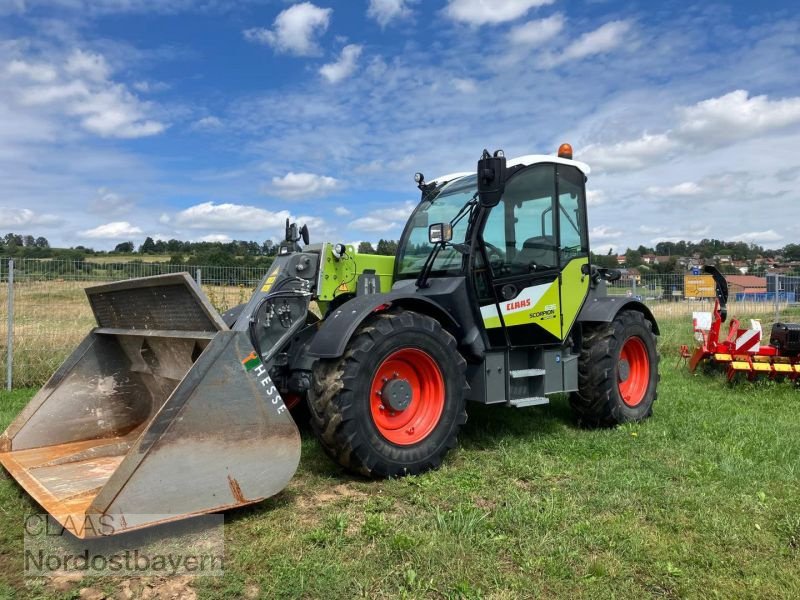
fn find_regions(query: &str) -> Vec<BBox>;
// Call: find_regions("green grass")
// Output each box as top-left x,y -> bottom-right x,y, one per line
0,320 -> 799,598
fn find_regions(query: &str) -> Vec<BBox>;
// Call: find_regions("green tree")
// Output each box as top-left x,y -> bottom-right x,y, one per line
376,239 -> 398,256
358,241 -> 376,254
114,241 -> 134,253
139,237 -> 156,253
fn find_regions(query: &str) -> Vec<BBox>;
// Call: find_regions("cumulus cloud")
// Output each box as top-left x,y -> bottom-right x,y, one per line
5,48 -> 165,139
334,206 -> 351,216
89,188 -> 133,215
367,0 -> 414,28
191,116 -> 224,130
319,44 -> 363,84
349,201 -> 415,233
509,14 -> 564,47
581,133 -> 678,172
586,189 -> 606,206
678,90 -> 800,145
0,207 -> 63,227
244,2 -> 332,56
82,221 -> 143,239
589,225 -> 622,243
444,0 -> 554,25
269,172 -> 340,199
645,182 -> 703,197
561,20 -> 632,62
732,229 -> 783,243
175,201 -> 291,231
452,77 -> 478,94
581,90 -> 800,176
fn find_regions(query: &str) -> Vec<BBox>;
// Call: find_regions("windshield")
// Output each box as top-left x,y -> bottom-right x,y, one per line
396,175 -> 477,280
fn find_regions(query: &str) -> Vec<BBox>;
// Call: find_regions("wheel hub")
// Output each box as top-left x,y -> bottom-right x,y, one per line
382,378 -> 412,411
617,359 -> 630,383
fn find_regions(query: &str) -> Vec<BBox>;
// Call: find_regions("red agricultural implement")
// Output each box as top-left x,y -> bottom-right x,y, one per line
682,266 -> 800,382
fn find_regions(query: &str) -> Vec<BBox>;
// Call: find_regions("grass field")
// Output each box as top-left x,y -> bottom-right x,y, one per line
0,317 -> 799,599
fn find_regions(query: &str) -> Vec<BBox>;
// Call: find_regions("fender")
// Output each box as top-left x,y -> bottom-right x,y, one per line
307,292 -> 462,359
577,296 -> 660,335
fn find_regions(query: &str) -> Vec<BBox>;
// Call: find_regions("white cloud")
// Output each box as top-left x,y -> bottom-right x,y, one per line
678,90 -> 800,145
6,60 -> 57,82
367,0 -> 414,28
191,116 -> 224,130
509,14 -> 564,47
732,229 -> 783,243
270,172 -> 340,199
645,182 -> 703,197
561,20 -> 632,61
175,201 -> 291,232
452,77 -> 478,94
589,225 -> 622,243
244,2 -> 332,56
348,201 -> 415,233
64,49 -> 110,81
581,133 -> 677,172
350,216 -> 398,233
444,0 -> 553,25
89,188 -> 133,215
334,206 -> 351,216
5,48 -> 166,139
159,213 -> 170,224
82,221 -> 143,239
586,189 -> 606,206
319,44 -> 363,84
198,233 -> 232,243
0,207 -> 63,228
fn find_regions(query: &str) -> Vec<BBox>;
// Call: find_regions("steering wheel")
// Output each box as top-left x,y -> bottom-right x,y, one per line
483,241 -> 507,273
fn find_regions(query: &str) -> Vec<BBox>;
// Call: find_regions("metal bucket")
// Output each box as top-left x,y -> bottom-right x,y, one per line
0,273 -> 300,538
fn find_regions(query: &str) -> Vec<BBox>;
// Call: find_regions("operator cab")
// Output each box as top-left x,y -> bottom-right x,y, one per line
395,147 -> 591,349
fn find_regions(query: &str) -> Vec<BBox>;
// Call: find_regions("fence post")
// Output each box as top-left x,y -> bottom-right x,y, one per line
195,268 -> 202,287
6,258 -> 13,391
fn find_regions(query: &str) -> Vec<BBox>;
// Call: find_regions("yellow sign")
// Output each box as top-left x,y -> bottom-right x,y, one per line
261,267 -> 280,292
684,274 -> 716,298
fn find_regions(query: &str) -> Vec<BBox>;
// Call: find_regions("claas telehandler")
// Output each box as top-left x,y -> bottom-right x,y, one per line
0,146 -> 660,537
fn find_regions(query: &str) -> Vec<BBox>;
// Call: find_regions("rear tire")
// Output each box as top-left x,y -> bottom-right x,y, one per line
308,309 -> 468,477
570,310 -> 659,427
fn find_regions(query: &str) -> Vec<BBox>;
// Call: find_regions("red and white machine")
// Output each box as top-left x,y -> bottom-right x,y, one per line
682,267 -> 800,381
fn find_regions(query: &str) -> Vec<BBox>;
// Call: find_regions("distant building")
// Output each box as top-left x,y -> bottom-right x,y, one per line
725,275 -> 767,295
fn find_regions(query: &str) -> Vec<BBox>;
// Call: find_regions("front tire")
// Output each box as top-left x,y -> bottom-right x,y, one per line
570,310 -> 659,427
308,309 -> 468,477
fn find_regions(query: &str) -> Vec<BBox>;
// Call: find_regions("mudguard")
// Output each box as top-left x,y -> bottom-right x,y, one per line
577,295 -> 660,335
307,292 -> 461,359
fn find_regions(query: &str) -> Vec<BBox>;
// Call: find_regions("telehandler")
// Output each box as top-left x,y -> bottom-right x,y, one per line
0,146 -> 660,537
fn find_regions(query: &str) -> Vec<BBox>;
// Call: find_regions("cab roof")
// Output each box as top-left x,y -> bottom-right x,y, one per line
430,154 -> 590,187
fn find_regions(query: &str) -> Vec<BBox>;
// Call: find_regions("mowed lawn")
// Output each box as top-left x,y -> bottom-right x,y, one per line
0,319 -> 799,599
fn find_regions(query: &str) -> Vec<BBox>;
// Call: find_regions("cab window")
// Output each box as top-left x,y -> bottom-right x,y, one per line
480,165 -> 557,279
557,166 -> 588,263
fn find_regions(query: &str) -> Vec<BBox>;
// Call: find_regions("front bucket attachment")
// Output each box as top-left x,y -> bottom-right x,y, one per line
0,273 -> 300,538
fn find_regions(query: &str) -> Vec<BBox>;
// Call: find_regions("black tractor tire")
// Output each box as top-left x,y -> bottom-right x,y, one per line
570,310 -> 659,427
308,309 -> 468,478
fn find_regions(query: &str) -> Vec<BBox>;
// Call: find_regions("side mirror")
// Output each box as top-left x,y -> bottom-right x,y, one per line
477,149 -> 507,208
300,224 -> 310,246
428,223 -> 453,244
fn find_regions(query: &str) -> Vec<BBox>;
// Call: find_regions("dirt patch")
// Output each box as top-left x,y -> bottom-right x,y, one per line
50,576 -> 198,600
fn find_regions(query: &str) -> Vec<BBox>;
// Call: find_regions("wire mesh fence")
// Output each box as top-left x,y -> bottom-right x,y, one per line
1,257 -> 798,389
0,258 -> 270,389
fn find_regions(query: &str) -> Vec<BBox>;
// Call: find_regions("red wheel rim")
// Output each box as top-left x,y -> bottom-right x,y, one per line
369,348 -> 445,446
618,336 -> 650,407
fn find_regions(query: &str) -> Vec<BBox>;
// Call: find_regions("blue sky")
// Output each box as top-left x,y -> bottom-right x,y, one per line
0,0 -> 798,252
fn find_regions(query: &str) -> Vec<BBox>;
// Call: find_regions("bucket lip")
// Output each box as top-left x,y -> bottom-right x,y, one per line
85,272 -> 229,333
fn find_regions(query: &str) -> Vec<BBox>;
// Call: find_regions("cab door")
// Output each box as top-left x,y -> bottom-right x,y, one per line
475,164 -> 562,347
473,163 -> 589,348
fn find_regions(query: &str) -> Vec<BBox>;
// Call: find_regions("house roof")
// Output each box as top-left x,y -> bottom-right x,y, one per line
725,275 -> 767,289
